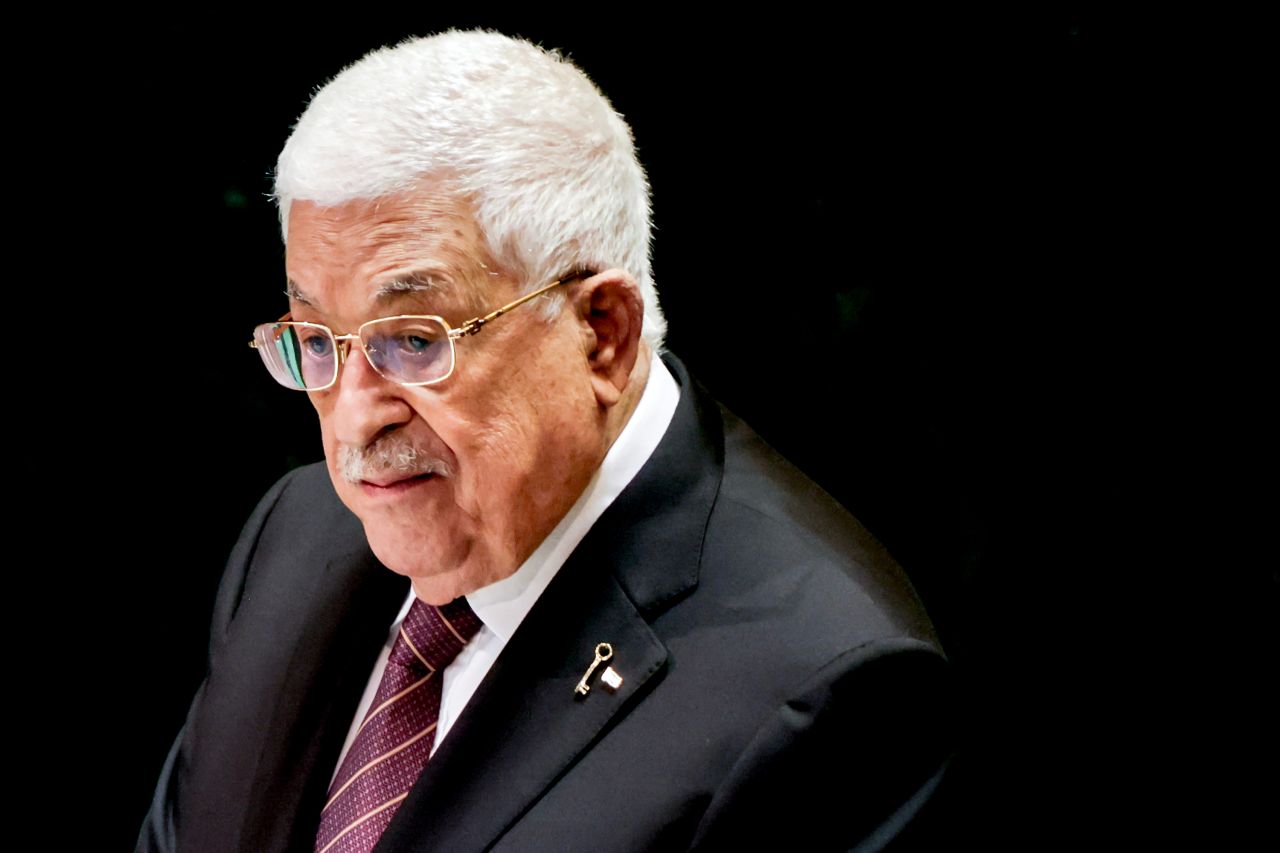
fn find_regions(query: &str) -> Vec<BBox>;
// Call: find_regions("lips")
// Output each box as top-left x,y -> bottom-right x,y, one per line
362,472 -> 435,488
359,472 -> 441,498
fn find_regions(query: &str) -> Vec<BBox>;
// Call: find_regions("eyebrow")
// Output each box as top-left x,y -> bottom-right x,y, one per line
285,269 -> 449,310
374,270 -> 447,299
284,280 -> 316,307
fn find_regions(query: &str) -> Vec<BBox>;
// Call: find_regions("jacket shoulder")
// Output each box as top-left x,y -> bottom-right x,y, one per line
699,405 -> 940,652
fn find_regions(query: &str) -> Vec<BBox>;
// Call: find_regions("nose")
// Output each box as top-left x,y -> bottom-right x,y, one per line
327,338 -> 414,448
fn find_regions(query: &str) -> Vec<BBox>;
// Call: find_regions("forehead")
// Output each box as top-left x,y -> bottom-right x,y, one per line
285,190 -> 493,313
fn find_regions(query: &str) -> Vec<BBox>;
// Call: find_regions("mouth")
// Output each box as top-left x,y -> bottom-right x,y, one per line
359,472 -> 441,497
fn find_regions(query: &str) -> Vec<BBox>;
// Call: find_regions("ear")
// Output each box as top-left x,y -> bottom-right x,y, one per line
572,269 -> 644,408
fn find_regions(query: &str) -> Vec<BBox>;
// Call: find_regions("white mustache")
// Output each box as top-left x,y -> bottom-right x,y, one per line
337,437 -> 454,484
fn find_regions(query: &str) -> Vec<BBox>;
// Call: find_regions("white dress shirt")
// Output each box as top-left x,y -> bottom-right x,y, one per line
331,354 -> 680,777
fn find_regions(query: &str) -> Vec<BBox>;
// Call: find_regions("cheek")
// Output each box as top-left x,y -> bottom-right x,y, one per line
430,380 -> 539,464
469,408 -> 533,464
443,416 -> 535,523
469,395 -> 591,503
319,426 -> 343,480
312,401 -> 339,456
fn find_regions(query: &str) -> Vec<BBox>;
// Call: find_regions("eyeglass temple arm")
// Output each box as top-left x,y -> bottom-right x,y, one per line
248,312 -> 294,349
453,271 -> 592,338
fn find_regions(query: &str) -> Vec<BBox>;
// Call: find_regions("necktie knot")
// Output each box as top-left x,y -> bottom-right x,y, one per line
389,596 -> 483,674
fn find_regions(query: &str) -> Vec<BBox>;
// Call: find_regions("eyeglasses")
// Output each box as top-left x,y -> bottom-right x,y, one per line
250,271 -> 590,391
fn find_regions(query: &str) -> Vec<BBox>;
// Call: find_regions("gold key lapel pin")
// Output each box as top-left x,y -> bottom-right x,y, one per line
575,642 -> 623,697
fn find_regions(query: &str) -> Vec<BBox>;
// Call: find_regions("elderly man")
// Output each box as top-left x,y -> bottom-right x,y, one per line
137,30 -> 950,853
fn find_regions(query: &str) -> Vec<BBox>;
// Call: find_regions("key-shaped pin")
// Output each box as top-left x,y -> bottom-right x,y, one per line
575,643 -> 614,696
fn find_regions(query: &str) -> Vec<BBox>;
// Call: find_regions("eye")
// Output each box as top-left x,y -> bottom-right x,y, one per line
362,318 -> 449,382
395,333 -> 434,354
384,324 -> 444,356
297,328 -> 334,358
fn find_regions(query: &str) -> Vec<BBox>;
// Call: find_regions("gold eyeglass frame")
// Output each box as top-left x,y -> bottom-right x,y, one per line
249,270 -> 592,391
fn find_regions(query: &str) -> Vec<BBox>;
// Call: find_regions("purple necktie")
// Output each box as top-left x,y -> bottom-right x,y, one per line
314,597 -> 483,853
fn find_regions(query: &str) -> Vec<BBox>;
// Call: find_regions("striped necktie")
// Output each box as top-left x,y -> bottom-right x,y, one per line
314,596 -> 483,853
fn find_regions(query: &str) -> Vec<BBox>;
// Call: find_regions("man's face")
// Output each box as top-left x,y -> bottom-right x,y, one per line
285,188 -> 607,603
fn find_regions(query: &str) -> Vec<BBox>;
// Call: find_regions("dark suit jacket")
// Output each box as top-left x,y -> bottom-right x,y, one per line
137,355 -> 951,852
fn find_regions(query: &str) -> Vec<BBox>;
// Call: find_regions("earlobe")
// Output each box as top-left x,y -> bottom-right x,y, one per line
576,269 -> 643,408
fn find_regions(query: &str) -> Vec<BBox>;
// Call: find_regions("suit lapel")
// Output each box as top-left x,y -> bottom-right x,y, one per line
377,544 -> 668,852
375,354 -> 725,852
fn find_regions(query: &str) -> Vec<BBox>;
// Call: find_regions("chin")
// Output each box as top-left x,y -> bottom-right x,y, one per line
367,529 -> 444,575
363,519 -> 470,582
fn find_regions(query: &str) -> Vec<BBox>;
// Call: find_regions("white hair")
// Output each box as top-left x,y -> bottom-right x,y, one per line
337,434 -> 454,484
274,29 -> 665,350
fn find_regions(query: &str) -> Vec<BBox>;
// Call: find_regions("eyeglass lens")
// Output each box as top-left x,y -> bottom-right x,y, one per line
253,317 -> 454,390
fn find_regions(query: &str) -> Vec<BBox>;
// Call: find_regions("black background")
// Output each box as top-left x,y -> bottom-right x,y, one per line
28,12 -> 1268,849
